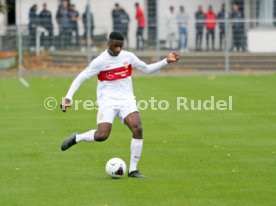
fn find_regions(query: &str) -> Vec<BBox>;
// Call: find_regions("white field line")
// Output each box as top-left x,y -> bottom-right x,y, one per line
19,78 -> 30,88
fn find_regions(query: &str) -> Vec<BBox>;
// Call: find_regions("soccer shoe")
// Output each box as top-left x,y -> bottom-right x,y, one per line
128,170 -> 146,178
61,133 -> 77,151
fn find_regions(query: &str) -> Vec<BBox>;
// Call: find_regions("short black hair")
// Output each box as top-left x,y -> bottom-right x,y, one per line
109,31 -> 124,41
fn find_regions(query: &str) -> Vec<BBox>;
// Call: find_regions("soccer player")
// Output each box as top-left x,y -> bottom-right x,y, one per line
60,31 -> 180,178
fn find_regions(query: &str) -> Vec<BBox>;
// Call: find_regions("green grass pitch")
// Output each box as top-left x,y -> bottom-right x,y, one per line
0,75 -> 276,206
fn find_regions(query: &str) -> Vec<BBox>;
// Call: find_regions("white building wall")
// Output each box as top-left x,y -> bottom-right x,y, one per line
16,0 -> 225,49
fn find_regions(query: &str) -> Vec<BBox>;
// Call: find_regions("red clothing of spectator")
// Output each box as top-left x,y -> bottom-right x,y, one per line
136,6 -> 145,28
205,11 -> 216,29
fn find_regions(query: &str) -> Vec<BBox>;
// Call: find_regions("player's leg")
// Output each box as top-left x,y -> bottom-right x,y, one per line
123,111 -> 146,178
61,107 -> 116,151
76,123 -> 112,142
61,123 -> 112,151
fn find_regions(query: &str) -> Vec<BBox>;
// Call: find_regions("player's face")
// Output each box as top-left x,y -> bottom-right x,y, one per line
108,39 -> 124,56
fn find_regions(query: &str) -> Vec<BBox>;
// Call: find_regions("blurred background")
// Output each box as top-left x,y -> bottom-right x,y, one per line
0,0 -> 276,74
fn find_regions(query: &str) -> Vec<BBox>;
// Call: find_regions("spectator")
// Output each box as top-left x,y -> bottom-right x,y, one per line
82,5 -> 95,51
112,3 -> 123,32
165,6 -> 177,50
28,4 -> 39,51
69,4 -> 80,48
195,5 -> 205,51
176,5 -> 189,53
56,0 -> 71,49
231,4 -> 245,51
39,3 -> 54,51
205,5 -> 216,51
217,4 -> 226,50
120,8 -> 130,49
135,2 -> 145,50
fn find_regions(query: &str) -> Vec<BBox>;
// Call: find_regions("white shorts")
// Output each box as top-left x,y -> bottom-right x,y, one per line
97,103 -> 138,124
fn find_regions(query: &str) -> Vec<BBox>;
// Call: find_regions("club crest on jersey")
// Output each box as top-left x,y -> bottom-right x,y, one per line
98,114 -> 103,121
123,61 -> 129,68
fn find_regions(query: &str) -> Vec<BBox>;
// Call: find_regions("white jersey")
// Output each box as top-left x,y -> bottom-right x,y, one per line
66,50 -> 168,107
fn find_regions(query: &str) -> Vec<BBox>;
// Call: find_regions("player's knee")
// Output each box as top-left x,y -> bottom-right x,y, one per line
132,124 -> 143,138
95,131 -> 110,142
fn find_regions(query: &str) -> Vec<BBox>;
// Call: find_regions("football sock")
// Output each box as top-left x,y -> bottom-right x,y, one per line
129,138 -> 143,173
76,130 -> 96,142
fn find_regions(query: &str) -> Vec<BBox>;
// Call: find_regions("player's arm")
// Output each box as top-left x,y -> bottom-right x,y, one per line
61,62 -> 99,112
133,51 -> 180,74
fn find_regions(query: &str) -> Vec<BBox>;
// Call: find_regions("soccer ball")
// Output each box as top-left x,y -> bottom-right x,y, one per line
105,158 -> 127,178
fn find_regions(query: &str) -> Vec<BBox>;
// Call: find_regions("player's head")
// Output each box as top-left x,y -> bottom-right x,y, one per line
107,31 -> 124,56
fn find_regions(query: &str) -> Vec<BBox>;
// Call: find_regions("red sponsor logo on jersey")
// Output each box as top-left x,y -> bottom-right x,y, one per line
98,64 -> 132,81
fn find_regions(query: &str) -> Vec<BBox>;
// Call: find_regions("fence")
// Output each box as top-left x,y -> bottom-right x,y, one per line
1,0 -> 276,77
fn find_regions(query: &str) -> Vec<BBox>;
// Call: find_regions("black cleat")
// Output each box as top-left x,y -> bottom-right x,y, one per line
128,170 -> 146,178
61,133 -> 77,151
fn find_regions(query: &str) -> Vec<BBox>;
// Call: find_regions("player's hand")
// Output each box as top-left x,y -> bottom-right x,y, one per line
60,97 -> 72,112
166,51 -> 180,63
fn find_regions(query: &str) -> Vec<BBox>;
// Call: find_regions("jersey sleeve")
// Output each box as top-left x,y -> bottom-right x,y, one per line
130,52 -> 168,74
65,60 -> 100,100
